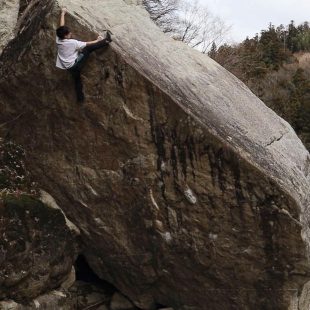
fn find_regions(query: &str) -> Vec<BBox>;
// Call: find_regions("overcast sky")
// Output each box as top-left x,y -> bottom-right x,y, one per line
199,0 -> 310,43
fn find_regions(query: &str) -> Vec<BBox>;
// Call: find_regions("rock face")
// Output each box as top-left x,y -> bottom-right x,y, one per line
110,292 -> 135,310
0,0 -> 19,53
0,194 -> 79,303
0,0 -> 310,309
0,280 -> 113,310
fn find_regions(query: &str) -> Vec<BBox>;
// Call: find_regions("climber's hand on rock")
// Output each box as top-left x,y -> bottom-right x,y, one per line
97,36 -> 104,41
61,7 -> 67,14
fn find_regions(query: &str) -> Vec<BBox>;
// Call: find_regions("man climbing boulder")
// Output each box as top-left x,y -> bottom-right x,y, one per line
55,7 -> 112,102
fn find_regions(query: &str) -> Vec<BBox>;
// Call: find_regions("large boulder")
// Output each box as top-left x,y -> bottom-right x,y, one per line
0,0 -> 310,309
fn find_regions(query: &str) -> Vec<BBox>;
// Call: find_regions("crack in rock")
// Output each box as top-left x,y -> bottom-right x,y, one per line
265,131 -> 288,147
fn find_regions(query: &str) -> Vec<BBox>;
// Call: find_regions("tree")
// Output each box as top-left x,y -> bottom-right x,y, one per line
287,20 -> 299,52
174,0 -> 230,53
208,42 -> 217,59
142,0 -> 180,33
143,0 -> 230,52
292,68 -> 310,137
212,44 -> 241,75
259,23 -> 288,69
296,28 -> 310,51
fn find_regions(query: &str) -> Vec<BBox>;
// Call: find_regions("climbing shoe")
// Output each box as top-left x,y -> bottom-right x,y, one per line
106,30 -> 112,42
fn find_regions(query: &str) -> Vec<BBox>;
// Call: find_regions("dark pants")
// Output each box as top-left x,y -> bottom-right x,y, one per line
68,39 -> 110,102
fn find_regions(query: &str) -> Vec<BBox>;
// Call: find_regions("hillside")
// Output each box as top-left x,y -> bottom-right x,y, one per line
211,22 -> 310,150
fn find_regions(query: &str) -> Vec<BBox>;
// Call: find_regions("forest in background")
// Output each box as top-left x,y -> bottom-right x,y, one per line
209,21 -> 310,150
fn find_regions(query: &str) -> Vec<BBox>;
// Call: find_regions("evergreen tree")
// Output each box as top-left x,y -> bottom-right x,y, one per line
292,69 -> 310,148
287,20 -> 299,52
296,29 -> 310,51
208,42 -> 217,59
240,37 -> 266,80
259,24 -> 287,69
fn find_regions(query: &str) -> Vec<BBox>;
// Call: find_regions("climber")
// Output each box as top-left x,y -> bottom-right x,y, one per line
55,7 -> 112,102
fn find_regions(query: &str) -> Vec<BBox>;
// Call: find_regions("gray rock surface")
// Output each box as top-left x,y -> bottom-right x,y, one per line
298,280 -> 310,310
0,0 -> 19,54
57,0 -> 310,208
0,0 -> 310,309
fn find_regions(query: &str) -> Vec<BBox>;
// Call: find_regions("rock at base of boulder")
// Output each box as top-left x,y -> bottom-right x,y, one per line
60,266 -> 76,290
110,292 -> 135,310
0,280 -> 114,309
0,290 -> 74,310
0,194 -> 79,302
0,300 -> 22,310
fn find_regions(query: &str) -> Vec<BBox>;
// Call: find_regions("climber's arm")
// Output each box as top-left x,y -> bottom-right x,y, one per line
85,36 -> 104,46
60,7 -> 67,26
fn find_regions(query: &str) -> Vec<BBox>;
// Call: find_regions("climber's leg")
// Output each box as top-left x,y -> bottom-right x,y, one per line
69,67 -> 84,102
67,35 -> 111,102
80,38 -> 111,58
71,38 -> 111,72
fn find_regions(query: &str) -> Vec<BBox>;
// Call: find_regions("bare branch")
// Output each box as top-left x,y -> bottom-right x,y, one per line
143,0 -> 231,52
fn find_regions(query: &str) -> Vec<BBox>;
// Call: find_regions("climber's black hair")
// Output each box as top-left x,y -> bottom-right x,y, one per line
56,26 -> 70,40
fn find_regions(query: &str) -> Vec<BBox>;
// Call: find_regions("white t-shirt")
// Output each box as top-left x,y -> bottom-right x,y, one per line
56,37 -> 87,69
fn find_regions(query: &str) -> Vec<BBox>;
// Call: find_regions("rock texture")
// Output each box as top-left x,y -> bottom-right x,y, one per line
0,194 -> 79,303
0,0 -> 310,309
0,281 -> 111,310
0,0 -> 19,53
110,292 -> 135,310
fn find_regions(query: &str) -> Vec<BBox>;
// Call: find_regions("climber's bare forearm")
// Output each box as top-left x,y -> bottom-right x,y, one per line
86,40 -> 99,46
86,36 -> 104,46
60,8 -> 67,26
